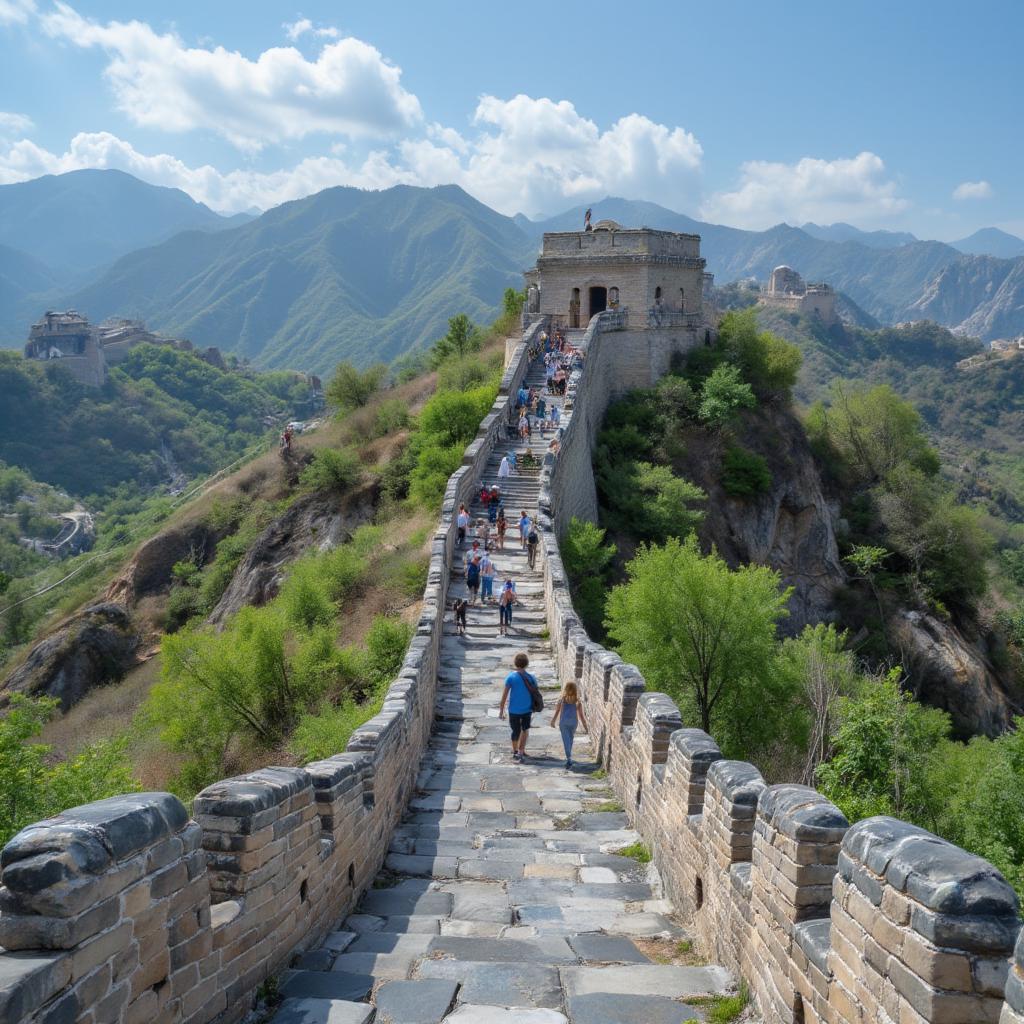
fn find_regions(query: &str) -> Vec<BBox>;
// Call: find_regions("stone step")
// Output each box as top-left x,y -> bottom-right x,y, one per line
269,997 -> 373,1024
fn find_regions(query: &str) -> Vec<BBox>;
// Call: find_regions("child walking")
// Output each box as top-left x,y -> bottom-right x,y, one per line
550,681 -> 588,768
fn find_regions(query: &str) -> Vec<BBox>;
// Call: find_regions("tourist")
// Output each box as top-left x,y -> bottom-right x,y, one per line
518,412 -> 530,440
453,597 -> 468,636
526,521 -> 540,569
551,405 -> 561,429
480,552 -> 496,602
550,681 -> 588,768
466,553 -> 481,604
497,578 -> 517,635
498,455 -> 511,480
456,504 -> 469,546
478,517 -> 491,552
507,450 -> 518,474
518,510 -> 531,550
498,652 -> 540,763
496,508 -> 507,551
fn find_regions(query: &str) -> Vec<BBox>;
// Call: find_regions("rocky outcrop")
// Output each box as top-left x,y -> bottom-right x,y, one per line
0,602 -> 140,709
682,406 -> 846,634
890,608 -> 1022,738
208,481 -> 379,625
105,519 -> 219,606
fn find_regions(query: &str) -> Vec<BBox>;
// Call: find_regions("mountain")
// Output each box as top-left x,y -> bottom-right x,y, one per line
67,184 -> 537,374
951,227 -> 1024,260
800,222 -> 917,248
0,169 -> 241,275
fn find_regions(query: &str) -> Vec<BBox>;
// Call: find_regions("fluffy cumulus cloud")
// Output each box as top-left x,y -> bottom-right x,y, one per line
0,92 -> 705,216
408,95 -> 703,217
702,151 -> 907,229
39,3 -> 422,150
952,179 -> 993,201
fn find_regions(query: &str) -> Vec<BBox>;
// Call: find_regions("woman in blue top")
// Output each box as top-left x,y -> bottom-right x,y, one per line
498,652 -> 537,762
550,681 -> 588,768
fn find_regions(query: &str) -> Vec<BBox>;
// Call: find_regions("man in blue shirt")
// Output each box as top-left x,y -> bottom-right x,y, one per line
498,652 -> 538,763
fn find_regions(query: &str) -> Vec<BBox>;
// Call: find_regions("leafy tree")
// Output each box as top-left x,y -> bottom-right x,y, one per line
417,386 -> 496,449
816,670 -> 950,823
431,313 -> 482,366
325,361 -> 387,414
605,535 -> 793,757
717,308 -> 802,398
502,287 -> 525,321
721,446 -> 772,498
843,544 -> 891,627
632,464 -> 706,540
806,382 -> 940,487
299,447 -> 362,492
698,363 -> 756,426
561,517 -> 617,636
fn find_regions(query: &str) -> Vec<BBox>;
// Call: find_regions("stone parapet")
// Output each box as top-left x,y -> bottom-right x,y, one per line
538,311 -> 1024,1024
0,325 -> 541,1024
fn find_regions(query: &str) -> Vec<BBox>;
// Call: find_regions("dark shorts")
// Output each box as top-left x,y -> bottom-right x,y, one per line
509,712 -> 532,741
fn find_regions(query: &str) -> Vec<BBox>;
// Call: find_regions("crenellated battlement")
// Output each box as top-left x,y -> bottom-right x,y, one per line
537,312 -> 1023,1024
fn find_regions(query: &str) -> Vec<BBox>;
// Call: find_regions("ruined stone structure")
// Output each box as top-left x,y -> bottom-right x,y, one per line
23,312 -> 226,386
3,237 -> 1023,1024
759,266 -> 837,325
24,311 -> 107,387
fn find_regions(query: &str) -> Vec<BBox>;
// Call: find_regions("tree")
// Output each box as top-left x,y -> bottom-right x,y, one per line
698,363 -> 756,426
632,464 -> 706,540
431,313 -> 482,366
299,447 -> 362,493
605,535 -> 793,757
843,544 -> 891,629
416,386 -> 496,449
806,382 -> 940,487
561,518 -> 617,636
326,361 -> 387,414
816,670 -> 950,823
502,287 -> 525,321
717,308 -> 802,399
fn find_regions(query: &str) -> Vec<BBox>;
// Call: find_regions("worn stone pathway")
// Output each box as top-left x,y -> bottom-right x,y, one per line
271,354 -> 735,1023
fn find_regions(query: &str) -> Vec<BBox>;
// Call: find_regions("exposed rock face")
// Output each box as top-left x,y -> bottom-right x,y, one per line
1,602 -> 140,709
208,481 -> 379,625
105,520 -> 218,606
683,406 -> 846,634
890,609 -> 1022,738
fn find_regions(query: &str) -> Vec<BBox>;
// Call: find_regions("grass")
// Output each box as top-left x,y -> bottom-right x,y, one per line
686,982 -> 750,1024
592,799 -> 625,812
615,841 -> 651,864
590,767 -> 607,779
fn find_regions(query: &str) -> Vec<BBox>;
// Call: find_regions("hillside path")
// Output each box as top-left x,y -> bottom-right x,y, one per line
271,352 -> 734,1023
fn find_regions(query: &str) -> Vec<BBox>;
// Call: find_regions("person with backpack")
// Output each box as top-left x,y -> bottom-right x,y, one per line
456,504 -> 470,547
550,681 -> 588,768
498,578 -> 517,635
526,523 -> 540,569
465,554 -> 481,604
498,651 -> 543,763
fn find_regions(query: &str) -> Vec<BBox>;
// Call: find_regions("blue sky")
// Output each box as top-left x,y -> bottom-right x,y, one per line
0,0 -> 1020,239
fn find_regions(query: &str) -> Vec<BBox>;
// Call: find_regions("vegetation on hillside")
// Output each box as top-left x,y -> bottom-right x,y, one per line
563,307 -> 1024,892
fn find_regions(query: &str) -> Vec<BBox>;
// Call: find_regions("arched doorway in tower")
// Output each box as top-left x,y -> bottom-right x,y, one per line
589,286 -> 607,317
569,288 -> 581,328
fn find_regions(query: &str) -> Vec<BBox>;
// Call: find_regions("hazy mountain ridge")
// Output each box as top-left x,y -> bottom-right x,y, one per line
952,227 -> 1024,260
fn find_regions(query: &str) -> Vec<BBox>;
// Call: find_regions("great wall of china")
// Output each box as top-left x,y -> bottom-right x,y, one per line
2,225 -> 1023,1024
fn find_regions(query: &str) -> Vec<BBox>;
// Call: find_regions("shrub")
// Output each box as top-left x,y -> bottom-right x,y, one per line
164,584 -> 203,632
562,518 -> 617,636
721,446 -> 772,498
698,363 -> 756,425
299,447 -> 362,493
326,362 -> 387,414
279,559 -> 335,629
372,399 -> 410,437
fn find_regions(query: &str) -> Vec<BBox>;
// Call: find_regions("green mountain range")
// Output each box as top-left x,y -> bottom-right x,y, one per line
65,184 -> 537,373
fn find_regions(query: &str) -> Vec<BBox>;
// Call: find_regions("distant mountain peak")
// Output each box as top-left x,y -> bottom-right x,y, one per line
951,227 -> 1024,260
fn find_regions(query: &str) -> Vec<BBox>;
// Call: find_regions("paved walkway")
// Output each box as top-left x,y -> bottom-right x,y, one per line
271,355 -> 734,1024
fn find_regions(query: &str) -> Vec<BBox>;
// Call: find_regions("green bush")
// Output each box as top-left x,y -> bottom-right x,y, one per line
326,362 -> 387,414
279,559 -> 335,629
721,446 -> 772,498
372,399 -> 410,437
698,363 -> 756,426
299,447 -> 362,493
562,518 -> 617,636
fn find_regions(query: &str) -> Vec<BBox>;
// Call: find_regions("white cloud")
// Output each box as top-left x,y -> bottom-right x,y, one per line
283,17 -> 312,40
411,94 -> 703,217
39,3 -> 423,150
0,111 -> 33,134
0,0 -> 35,25
701,151 -> 907,229
952,180 -> 993,201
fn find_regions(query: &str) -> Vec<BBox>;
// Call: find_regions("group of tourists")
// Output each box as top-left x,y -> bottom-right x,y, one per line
543,347 -> 583,396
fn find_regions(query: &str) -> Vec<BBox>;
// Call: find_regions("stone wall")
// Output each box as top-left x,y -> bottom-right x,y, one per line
537,315 -> 1023,1024
0,326 -> 540,1024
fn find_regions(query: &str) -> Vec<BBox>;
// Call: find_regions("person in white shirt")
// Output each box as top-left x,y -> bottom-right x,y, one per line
456,504 -> 470,546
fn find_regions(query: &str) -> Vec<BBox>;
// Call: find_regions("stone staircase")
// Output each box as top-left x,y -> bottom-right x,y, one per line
270,357 -> 736,1023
